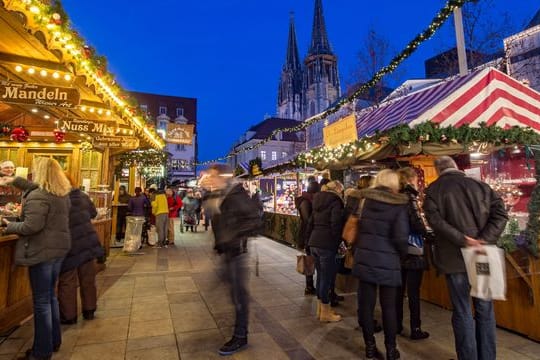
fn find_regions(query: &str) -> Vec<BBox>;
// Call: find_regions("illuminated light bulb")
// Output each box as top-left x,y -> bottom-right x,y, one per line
40,69 -> 47,77
15,65 -> 23,72
31,108 -> 38,113
27,68 -> 36,75
106,110 -> 111,116
52,72 -> 60,79
29,6 -> 40,14
89,107 -> 95,113
44,115 -> 50,119
97,109 -> 103,115
64,74 -> 72,81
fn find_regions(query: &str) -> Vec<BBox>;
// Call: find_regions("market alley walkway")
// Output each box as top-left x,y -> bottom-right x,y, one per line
1,230 -> 540,360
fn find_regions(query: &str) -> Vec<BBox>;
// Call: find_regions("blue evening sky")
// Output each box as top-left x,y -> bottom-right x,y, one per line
62,0 -> 539,162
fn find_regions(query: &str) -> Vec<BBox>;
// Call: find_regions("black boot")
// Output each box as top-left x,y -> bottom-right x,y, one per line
218,336 -> 248,356
83,310 -> 95,320
410,328 -> 430,340
365,340 -> 383,360
386,347 -> 400,360
305,276 -> 316,295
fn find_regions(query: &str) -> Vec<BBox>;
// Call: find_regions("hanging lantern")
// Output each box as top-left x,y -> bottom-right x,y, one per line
10,127 -> 29,142
53,128 -> 66,143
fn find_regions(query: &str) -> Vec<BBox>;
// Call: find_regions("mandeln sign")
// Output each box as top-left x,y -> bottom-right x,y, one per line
0,80 -> 79,108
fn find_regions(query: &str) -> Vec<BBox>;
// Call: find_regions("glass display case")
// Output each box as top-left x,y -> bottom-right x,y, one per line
275,174 -> 300,215
88,187 -> 112,220
259,177 -> 275,213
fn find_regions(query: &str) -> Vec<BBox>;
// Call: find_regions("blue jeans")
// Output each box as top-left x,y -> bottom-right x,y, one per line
446,272 -> 496,360
28,258 -> 64,358
311,247 -> 337,304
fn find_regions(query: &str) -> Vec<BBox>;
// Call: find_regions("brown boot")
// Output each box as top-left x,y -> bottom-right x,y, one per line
319,303 -> 341,322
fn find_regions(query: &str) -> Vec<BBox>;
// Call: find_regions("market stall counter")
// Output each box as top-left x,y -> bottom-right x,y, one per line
0,234 -> 32,335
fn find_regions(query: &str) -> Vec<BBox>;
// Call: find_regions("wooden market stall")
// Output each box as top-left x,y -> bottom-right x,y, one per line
295,66 -> 540,340
0,1 -> 165,334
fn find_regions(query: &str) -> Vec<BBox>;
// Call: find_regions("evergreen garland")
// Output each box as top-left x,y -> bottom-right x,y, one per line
524,150 -> 540,257
114,150 -> 169,176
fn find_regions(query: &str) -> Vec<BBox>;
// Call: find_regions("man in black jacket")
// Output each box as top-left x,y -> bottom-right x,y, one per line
424,156 -> 508,360
201,164 -> 261,356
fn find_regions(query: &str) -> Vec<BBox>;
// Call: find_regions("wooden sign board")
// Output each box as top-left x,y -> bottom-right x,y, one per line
93,136 -> 139,149
323,114 -> 358,148
0,80 -> 79,108
166,123 -> 194,145
60,118 -> 116,135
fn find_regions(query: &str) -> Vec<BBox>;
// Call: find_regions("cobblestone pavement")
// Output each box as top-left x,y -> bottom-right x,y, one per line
1,227 -> 539,359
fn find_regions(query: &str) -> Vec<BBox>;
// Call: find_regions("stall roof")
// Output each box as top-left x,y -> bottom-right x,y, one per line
356,67 -> 540,137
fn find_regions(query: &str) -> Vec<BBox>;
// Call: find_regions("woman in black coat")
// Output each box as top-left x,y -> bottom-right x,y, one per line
352,170 -> 409,360
57,179 -> 104,324
396,167 -> 430,340
307,180 -> 344,322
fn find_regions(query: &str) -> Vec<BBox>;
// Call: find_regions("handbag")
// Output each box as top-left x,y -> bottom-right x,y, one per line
296,254 -> 315,276
342,199 -> 365,246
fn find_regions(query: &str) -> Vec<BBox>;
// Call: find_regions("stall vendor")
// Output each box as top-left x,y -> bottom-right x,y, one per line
0,160 -> 22,206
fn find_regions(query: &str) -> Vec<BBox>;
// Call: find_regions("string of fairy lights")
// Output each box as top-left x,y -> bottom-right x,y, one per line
196,0 -> 476,165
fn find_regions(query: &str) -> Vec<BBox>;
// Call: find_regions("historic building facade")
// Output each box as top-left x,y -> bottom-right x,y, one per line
276,0 -> 341,122
130,91 -> 197,183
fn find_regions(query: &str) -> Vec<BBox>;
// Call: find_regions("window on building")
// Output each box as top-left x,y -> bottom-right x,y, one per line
271,151 -> 277,161
281,152 -> 287,158
159,106 -> 167,115
140,104 -> 148,112
260,150 -> 266,160
176,107 -> 184,117
176,144 -> 186,151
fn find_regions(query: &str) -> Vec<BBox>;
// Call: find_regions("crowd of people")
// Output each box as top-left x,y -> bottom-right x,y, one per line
0,155 -> 509,359
295,156 -> 508,360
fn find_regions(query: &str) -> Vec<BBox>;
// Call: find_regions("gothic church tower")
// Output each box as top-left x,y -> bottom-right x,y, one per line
302,0 -> 341,118
277,13 -> 304,121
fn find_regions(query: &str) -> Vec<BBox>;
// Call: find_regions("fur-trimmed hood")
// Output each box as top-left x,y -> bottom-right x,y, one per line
345,187 -> 408,205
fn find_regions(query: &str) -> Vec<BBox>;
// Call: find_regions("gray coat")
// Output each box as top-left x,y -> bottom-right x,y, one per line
4,177 -> 71,266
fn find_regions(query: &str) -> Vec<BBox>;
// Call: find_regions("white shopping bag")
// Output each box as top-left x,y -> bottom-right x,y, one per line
147,225 -> 158,246
461,245 -> 506,301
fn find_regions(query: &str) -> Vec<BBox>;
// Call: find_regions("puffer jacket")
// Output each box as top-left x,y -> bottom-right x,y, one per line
424,169 -> 508,274
307,190 -> 344,251
61,189 -> 104,273
5,177 -> 71,266
351,187 -> 409,287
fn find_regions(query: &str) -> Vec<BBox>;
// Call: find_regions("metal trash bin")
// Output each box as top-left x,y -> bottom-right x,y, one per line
123,216 -> 145,252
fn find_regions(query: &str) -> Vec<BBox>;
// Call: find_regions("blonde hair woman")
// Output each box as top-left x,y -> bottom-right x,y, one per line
350,169 -> 409,360
1,157 -> 71,360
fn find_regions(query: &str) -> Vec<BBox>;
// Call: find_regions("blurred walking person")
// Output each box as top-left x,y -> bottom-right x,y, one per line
201,164 -> 261,356
165,187 -> 181,245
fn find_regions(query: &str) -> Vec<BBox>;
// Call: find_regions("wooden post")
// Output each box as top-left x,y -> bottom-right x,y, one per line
101,148 -> 110,185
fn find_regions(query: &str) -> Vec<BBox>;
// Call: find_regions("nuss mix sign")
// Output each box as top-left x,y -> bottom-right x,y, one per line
0,80 -> 80,108
60,119 -> 116,135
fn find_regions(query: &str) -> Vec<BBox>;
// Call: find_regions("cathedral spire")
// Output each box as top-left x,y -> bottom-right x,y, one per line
285,12 -> 301,70
308,0 -> 332,55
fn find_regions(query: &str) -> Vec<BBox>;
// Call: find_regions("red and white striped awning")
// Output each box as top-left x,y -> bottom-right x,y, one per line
357,67 -> 540,136
411,67 -> 540,130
